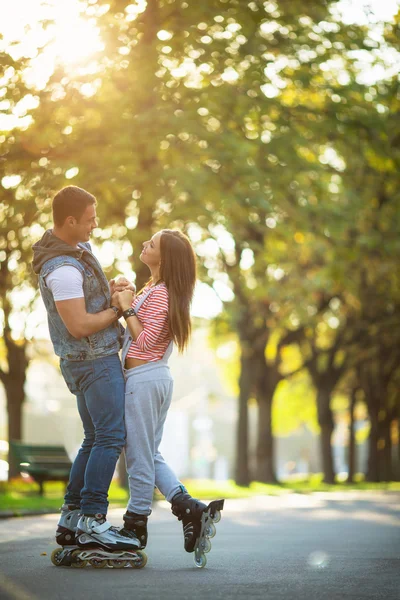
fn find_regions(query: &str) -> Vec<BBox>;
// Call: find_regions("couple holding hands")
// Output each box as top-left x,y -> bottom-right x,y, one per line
32,185 -> 223,569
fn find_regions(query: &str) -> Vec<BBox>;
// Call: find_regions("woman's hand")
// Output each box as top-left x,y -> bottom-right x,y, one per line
112,289 -> 135,312
109,277 -> 136,295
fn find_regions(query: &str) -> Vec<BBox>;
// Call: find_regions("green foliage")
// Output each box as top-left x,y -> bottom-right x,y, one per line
273,373 -> 318,436
1,1 -> 400,480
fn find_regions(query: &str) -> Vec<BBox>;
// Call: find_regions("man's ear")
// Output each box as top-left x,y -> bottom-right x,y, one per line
66,216 -> 76,227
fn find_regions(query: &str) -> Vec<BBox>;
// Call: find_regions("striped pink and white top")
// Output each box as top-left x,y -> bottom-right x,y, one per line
126,282 -> 171,362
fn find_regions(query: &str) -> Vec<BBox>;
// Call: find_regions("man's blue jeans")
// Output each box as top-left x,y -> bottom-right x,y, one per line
60,353 -> 125,515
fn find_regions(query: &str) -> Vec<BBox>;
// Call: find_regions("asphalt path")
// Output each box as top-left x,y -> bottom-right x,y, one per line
0,493 -> 399,600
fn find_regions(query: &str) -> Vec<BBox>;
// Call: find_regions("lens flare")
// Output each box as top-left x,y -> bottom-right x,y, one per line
308,551 -> 330,569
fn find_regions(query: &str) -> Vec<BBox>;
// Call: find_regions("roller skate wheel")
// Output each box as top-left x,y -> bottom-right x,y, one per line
200,538 -> 212,554
205,522 -> 216,538
71,550 -> 87,568
130,550 -> 147,569
51,548 -> 64,566
108,559 -> 127,569
89,557 -> 107,568
194,553 -> 207,568
211,509 -> 221,523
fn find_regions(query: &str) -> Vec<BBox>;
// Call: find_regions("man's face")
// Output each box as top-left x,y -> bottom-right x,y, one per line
73,204 -> 98,243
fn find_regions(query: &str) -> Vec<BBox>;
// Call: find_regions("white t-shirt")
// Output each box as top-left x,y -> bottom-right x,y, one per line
45,266 -> 84,301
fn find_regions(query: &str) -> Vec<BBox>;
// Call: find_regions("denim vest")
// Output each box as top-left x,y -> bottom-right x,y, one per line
39,243 -> 122,361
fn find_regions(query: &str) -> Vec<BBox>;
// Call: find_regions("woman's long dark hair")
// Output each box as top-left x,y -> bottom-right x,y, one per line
159,229 -> 197,352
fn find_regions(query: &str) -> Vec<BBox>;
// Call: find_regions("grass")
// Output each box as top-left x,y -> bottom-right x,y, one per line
0,479 -> 129,513
280,474 -> 400,494
1,475 -> 399,515
177,476 -> 400,500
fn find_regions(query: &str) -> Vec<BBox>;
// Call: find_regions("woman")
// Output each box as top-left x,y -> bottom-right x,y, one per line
114,229 -> 224,567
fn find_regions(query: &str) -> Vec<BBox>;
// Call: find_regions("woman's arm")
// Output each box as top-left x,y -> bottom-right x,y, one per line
116,288 -> 168,350
113,290 -> 142,340
124,312 -> 144,342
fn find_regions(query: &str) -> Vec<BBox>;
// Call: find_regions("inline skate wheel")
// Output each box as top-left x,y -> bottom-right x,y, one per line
51,548 -> 64,566
194,552 -> 207,568
211,510 -> 221,523
130,550 -> 147,569
205,522 -> 216,538
71,550 -> 87,568
108,559 -> 127,569
200,538 -> 212,554
89,558 -> 107,568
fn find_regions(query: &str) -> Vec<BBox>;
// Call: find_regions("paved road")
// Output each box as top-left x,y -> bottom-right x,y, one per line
0,493 -> 399,600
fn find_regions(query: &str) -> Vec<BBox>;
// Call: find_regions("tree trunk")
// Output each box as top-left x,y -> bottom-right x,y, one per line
396,417 -> 400,481
316,388 -> 336,484
255,393 -> 276,483
235,356 -> 252,487
2,324 -> 28,480
382,416 -> 392,482
367,403 -> 380,482
347,388 -> 357,484
6,379 -> 25,479
255,359 -> 278,483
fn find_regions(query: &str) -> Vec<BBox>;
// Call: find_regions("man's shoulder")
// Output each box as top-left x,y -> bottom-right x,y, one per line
41,254 -> 84,276
46,264 -> 84,279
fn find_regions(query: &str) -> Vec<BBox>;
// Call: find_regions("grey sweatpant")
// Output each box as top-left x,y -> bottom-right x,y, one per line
124,361 -> 183,515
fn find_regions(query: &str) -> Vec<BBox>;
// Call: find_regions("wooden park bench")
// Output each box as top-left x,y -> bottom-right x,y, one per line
10,441 -> 72,496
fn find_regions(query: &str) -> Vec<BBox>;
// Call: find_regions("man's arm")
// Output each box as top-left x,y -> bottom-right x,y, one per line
55,297 -> 118,339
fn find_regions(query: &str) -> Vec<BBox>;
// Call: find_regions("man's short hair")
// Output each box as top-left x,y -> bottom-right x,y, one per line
52,186 -> 96,227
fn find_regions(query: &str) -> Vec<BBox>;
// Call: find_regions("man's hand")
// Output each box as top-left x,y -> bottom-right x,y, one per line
112,289 -> 135,312
111,291 -> 121,307
109,277 -> 136,295
115,277 -> 136,292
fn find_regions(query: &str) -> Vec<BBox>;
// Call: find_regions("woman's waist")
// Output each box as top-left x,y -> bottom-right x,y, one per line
125,349 -> 169,365
124,360 -> 172,381
124,356 -> 150,370
124,353 -> 170,370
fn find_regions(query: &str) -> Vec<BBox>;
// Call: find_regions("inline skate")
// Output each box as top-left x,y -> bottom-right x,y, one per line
51,504 -> 80,567
120,511 -> 148,549
171,492 -> 225,568
55,503 -> 81,546
51,512 -> 147,569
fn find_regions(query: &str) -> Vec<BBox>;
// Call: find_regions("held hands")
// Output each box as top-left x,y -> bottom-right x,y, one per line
109,277 -> 136,295
112,289 -> 135,312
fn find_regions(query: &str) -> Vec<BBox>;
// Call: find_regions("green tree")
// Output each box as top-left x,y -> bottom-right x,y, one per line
2,0 -> 399,488
0,41 -> 62,476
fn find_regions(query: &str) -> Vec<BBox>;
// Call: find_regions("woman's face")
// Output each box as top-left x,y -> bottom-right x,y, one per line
140,231 -> 162,268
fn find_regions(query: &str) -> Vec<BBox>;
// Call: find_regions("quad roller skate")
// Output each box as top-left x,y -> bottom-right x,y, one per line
120,511 -> 148,549
51,513 -> 147,569
171,492 -> 225,568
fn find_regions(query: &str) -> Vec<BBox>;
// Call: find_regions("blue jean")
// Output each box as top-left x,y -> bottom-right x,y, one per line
60,353 -> 126,515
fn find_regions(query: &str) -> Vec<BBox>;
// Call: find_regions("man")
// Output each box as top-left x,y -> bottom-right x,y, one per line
32,185 -> 137,552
